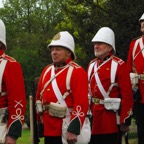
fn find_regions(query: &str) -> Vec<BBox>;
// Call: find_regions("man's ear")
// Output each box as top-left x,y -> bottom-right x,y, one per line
108,46 -> 113,53
66,50 -> 71,57
0,42 -> 4,50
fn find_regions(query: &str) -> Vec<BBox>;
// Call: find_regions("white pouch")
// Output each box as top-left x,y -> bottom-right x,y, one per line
130,73 -> 139,90
103,98 -> 121,111
0,123 -> 7,144
0,108 -> 7,144
36,100 -> 43,113
49,102 -> 67,118
62,116 -> 91,144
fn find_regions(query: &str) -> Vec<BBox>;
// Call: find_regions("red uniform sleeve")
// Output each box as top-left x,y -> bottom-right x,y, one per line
127,41 -> 134,73
67,67 -> 89,134
3,60 -> 26,138
117,62 -> 134,124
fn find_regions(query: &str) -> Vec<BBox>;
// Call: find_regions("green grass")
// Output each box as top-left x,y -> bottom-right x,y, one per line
123,132 -> 138,144
17,126 -> 137,144
17,129 -> 44,144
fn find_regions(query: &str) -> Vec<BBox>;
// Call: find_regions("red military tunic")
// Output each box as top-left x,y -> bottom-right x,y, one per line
127,36 -> 144,103
88,55 -> 133,134
36,58 -> 89,136
0,50 -> 26,138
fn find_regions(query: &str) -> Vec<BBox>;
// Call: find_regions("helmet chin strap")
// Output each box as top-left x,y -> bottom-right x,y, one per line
0,44 -> 6,51
54,62 -> 66,68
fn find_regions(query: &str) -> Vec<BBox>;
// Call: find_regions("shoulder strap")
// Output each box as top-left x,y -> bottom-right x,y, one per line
88,61 -> 96,82
40,65 -> 69,99
94,59 -> 118,98
55,65 -> 74,100
111,60 -> 118,84
133,37 -> 144,60
51,65 -> 74,115
94,62 -> 108,98
40,64 -> 74,100
42,66 -> 52,83
107,60 -> 118,96
51,66 -> 67,105
138,38 -> 144,58
66,66 -> 74,91
133,38 -> 139,59
0,59 -> 8,93
88,59 -> 111,97
62,65 -> 74,100
88,62 -> 96,97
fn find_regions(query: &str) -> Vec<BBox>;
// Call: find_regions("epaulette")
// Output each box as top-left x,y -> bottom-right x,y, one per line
89,58 -> 97,64
43,64 -> 53,70
69,61 -> 81,69
3,55 -> 16,62
131,35 -> 142,42
112,56 -> 124,65
48,63 -> 53,67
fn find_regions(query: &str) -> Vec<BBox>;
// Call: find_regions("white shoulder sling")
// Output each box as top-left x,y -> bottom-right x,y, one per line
133,37 -> 144,60
0,59 -> 7,94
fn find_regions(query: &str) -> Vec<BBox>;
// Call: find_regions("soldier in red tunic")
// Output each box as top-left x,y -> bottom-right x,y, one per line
87,27 -> 133,144
127,13 -> 144,144
0,19 -> 26,144
36,31 -> 89,144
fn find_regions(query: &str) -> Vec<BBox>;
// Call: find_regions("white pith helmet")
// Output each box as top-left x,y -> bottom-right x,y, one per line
0,19 -> 6,49
91,27 -> 116,54
48,31 -> 76,60
139,13 -> 144,23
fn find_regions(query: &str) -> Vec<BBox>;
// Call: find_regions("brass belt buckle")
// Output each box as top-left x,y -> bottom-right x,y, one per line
140,74 -> 144,80
94,98 -> 100,104
43,105 -> 49,111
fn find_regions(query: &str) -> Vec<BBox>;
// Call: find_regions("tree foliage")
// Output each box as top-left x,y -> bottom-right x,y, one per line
104,0 -> 144,60
0,0 -> 144,121
59,0 -> 144,62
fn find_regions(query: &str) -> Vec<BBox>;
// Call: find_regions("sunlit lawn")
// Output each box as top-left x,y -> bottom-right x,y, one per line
17,129 -> 137,144
17,128 -> 44,144
17,120 -> 138,144
122,134 -> 138,144
122,118 -> 138,144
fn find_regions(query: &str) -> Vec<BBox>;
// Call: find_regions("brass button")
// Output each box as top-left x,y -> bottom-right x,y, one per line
44,100 -> 47,103
47,88 -> 50,91
45,111 -> 48,114
93,98 -> 100,104
140,74 -> 144,80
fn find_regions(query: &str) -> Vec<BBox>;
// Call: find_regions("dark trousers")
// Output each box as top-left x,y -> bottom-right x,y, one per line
134,102 -> 144,144
117,125 -> 129,144
44,136 -> 62,144
89,133 -> 118,144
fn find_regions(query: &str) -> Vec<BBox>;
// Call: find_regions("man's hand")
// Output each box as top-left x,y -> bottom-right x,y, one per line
5,135 -> 17,144
120,124 -> 130,133
67,131 -> 77,144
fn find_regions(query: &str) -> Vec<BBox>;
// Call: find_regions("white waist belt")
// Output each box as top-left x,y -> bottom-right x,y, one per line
0,107 -> 7,114
0,92 -> 7,97
91,98 -> 104,104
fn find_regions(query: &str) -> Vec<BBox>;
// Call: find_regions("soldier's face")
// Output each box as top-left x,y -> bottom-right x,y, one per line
93,42 -> 112,59
50,46 -> 71,64
140,21 -> 144,34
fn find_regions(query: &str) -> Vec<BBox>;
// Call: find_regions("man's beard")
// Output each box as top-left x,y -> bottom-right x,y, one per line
94,50 -> 109,59
141,26 -> 144,34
